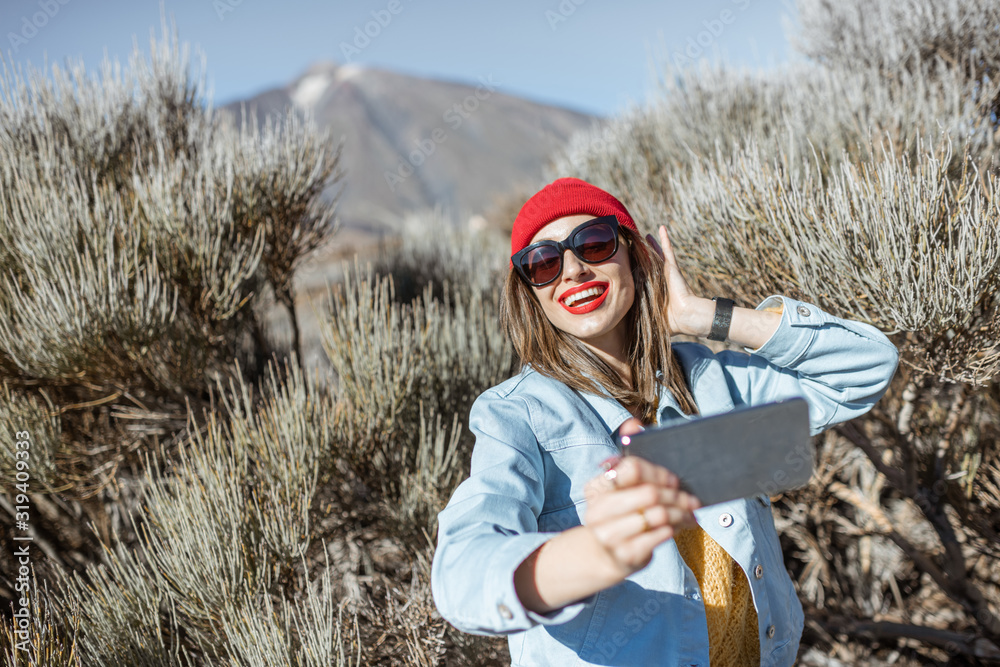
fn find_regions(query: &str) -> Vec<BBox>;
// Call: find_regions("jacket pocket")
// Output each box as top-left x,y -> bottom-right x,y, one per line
537,498 -> 585,533
764,632 -> 800,667
578,587 -> 612,662
537,441 -> 618,518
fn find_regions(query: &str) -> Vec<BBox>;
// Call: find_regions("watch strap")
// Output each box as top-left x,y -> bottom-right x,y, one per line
708,297 -> 735,342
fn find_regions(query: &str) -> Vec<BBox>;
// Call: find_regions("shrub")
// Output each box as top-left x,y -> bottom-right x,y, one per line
319,249 -> 515,536
0,9 -> 341,566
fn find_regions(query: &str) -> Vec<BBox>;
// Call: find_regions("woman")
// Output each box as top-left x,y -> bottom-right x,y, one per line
431,177 -> 898,666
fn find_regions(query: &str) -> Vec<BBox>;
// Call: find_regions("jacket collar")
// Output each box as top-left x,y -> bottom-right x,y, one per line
569,344 -> 738,433
572,370 -> 691,434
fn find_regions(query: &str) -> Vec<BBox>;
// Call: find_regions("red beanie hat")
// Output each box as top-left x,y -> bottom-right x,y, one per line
510,177 -> 638,266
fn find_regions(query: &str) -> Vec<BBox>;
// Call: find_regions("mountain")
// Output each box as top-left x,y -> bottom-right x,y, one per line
221,61 -> 599,232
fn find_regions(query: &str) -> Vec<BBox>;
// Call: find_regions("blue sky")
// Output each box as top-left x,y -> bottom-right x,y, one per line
1,0 -> 799,117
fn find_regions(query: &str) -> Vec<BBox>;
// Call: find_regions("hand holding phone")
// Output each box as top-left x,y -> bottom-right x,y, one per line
617,398 -> 813,507
582,418 -> 702,578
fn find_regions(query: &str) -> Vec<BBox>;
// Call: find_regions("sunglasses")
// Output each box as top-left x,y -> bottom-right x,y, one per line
512,215 -> 621,287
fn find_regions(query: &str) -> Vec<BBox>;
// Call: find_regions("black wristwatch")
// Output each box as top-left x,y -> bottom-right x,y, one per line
708,297 -> 735,342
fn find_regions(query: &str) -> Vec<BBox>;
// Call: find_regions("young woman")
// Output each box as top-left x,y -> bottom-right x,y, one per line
431,177 -> 898,666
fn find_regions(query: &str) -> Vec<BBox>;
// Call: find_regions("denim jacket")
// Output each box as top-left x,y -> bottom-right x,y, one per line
431,296 -> 898,666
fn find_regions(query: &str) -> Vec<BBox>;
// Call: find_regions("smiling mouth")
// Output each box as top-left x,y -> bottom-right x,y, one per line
563,286 -> 606,307
559,282 -> 610,314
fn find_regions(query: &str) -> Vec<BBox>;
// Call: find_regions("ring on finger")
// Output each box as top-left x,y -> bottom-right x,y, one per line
603,468 -> 619,488
637,507 -> 650,533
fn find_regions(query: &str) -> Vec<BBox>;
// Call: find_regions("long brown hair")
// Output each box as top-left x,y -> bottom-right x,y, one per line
500,226 -> 698,424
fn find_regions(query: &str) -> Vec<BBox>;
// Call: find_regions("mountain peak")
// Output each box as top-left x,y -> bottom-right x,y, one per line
297,60 -> 340,78
288,61 -> 367,110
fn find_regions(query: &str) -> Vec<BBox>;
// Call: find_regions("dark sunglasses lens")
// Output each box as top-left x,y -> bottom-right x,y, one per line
575,223 -> 617,262
524,246 -> 561,285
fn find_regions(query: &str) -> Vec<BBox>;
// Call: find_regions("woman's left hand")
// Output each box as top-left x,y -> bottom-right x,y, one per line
645,224 -> 707,337
646,224 -> 783,347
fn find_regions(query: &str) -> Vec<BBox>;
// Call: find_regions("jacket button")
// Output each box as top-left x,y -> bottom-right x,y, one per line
718,513 -> 733,527
767,624 -> 776,638
754,564 -> 764,579
498,604 -> 513,620
796,305 -> 811,317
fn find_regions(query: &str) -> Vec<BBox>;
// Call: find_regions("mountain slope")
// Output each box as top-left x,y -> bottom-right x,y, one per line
222,61 -> 599,231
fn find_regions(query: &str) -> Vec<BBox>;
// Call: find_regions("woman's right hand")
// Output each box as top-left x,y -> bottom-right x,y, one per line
582,419 -> 701,580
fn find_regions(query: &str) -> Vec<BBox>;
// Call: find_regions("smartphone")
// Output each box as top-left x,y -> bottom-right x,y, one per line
618,398 -> 813,506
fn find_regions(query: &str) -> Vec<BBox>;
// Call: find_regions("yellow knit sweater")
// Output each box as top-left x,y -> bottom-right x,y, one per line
674,525 -> 760,667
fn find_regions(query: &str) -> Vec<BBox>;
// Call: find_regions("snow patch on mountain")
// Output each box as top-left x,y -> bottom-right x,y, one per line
291,71 -> 333,109
335,64 -> 364,83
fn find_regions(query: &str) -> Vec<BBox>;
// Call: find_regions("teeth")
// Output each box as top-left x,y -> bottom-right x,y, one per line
564,286 -> 605,307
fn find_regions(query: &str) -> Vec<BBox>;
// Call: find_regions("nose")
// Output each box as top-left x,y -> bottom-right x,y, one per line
561,248 -> 591,283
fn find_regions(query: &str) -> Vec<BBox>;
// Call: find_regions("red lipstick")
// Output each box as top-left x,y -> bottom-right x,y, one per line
559,281 -> 610,314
